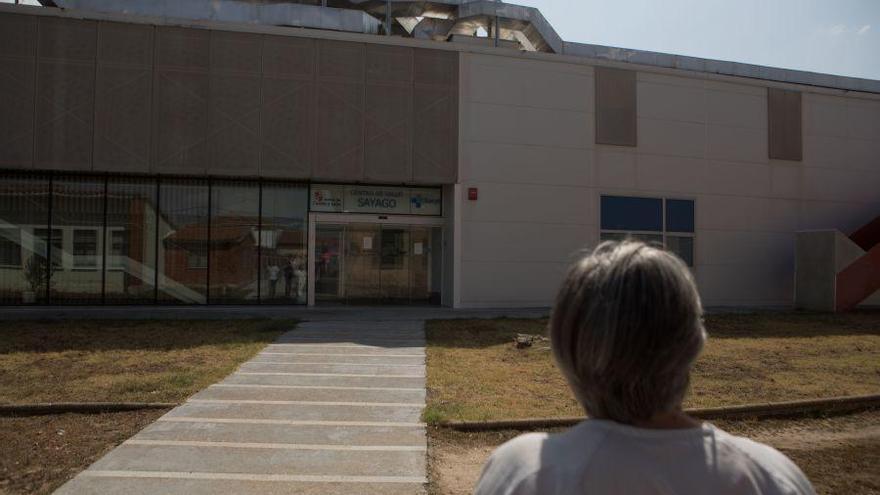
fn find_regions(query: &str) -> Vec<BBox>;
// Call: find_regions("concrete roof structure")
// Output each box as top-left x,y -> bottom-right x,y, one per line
32,0 -> 880,95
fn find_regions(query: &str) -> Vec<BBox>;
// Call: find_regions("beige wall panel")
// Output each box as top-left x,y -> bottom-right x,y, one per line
637,71 -> 704,89
770,165 -> 804,199
461,221 -> 593,263
638,118 -> 705,158
596,148 -> 637,189
413,85 -> 457,183
364,83 -> 412,181
846,99 -> 880,141
518,67 -> 592,112
467,62 -> 521,106
803,134 -> 848,169
706,125 -> 766,163
460,142 -> 591,187
802,200 -> 878,234
93,22 -> 153,173
0,13 -> 37,169
467,102 -> 591,149
460,260 -> 568,305
707,89 -> 766,129
846,138 -> 880,172
209,73 -> 261,176
697,194 -> 798,233
804,94 -> 848,137
635,154 -> 705,193
315,81 -> 364,180
802,167 -> 880,203
697,263 -> 793,306
704,79 -> 766,97
697,230 -> 792,267
638,81 -> 706,123
701,160 -> 771,197
263,36 -> 314,79
461,182 -> 592,225
260,77 -> 313,178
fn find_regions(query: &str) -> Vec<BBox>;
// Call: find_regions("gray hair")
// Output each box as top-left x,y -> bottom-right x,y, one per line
550,240 -> 706,424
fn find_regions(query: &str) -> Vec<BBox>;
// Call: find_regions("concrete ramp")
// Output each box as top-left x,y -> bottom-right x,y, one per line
55,321 -> 427,495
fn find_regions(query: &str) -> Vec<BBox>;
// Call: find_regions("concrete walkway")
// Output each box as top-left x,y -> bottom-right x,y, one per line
56,320 -> 428,495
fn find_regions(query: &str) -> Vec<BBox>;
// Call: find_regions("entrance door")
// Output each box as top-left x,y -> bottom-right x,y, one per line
310,219 -> 442,305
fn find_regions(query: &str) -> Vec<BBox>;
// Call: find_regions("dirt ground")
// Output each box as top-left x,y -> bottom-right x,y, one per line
425,311 -> 880,422
428,409 -> 880,495
0,409 -> 168,495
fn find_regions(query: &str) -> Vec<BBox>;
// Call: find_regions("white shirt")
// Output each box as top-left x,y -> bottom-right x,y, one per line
474,420 -> 815,495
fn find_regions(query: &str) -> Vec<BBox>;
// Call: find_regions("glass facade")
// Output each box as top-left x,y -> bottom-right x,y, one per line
600,195 -> 696,267
210,181 -> 260,304
105,177 -> 158,304
0,173 -> 311,305
49,176 -> 106,304
0,173 -> 50,304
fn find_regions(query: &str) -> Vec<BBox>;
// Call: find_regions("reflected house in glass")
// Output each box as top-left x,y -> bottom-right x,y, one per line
0,1 -> 878,309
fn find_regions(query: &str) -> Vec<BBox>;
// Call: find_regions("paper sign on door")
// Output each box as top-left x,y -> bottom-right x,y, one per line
363,236 -> 373,250
414,242 -> 423,255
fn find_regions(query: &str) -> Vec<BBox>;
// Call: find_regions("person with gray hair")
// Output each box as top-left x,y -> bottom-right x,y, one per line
474,241 -> 814,495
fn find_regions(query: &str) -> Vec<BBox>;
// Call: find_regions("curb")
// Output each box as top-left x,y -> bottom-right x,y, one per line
438,394 -> 880,431
0,402 -> 176,417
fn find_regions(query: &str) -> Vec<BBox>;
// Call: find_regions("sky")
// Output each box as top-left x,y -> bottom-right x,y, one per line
515,0 -> 880,80
8,0 -> 879,80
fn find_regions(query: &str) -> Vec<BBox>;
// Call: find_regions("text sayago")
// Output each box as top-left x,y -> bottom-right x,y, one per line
358,197 -> 398,208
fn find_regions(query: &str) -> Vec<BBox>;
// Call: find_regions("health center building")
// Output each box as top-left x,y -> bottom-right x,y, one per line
0,0 -> 877,310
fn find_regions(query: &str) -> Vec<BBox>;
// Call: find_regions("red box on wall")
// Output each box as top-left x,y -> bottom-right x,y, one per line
467,187 -> 478,201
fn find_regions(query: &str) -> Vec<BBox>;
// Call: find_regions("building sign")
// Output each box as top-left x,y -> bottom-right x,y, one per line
310,185 -> 441,216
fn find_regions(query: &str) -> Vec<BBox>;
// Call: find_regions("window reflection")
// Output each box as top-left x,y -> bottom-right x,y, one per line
105,177 -> 157,304
0,174 -> 50,304
260,183 -> 308,304
50,176 -> 105,304
158,178 -> 209,304
210,181 -> 259,304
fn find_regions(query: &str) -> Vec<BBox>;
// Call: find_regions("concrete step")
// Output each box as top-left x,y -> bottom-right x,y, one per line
86,443 -> 425,477
239,362 -> 426,376
195,384 -> 425,404
251,354 -> 425,365
57,476 -> 426,495
139,418 -> 426,446
166,401 -> 423,423
222,372 -> 425,389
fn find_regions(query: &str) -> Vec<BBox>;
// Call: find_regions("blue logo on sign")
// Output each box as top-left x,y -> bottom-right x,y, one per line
411,196 -> 422,209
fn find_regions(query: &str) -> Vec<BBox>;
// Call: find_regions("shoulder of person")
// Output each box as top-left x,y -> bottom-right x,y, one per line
715,428 -> 816,495
474,433 -> 549,495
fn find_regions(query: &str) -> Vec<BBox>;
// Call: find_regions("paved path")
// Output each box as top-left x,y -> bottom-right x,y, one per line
56,320 -> 428,495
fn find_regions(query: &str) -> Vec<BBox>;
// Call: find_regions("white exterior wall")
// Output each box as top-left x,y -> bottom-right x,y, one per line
457,52 -> 880,308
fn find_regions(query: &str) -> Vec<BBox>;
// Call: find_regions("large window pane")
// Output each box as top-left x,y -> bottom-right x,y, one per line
50,176 -> 105,304
210,181 -> 259,304
0,174 -> 50,304
600,196 -> 662,231
666,236 -> 695,267
105,177 -> 157,304
158,178 -> 208,304
260,183 -> 307,304
666,199 -> 695,233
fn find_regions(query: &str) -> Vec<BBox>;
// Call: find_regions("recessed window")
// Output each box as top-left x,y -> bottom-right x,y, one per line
600,195 -> 696,266
0,229 -> 22,267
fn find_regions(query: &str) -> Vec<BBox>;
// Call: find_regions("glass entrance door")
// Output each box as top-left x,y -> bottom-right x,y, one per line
312,221 -> 441,305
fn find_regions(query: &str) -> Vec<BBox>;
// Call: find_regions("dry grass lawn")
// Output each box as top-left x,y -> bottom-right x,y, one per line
425,311 -> 880,423
0,319 -> 292,404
